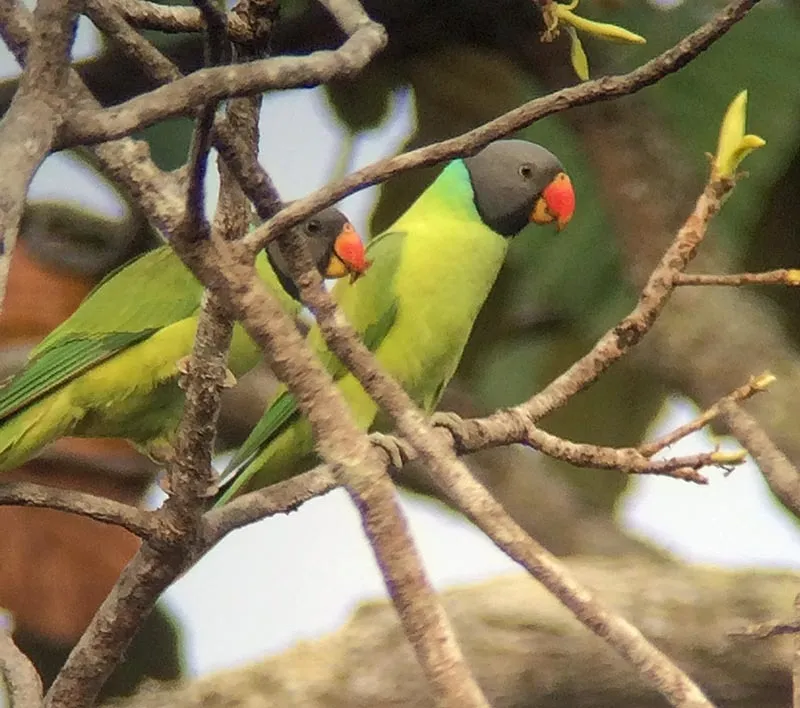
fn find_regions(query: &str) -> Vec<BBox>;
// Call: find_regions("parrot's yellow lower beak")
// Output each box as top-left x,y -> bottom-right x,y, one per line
530,172 -> 575,232
325,223 -> 371,282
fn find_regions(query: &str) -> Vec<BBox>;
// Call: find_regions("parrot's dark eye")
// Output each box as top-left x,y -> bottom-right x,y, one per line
306,219 -> 322,234
518,164 -> 534,180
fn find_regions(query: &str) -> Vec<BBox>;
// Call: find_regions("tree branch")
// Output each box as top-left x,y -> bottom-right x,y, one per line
674,269 -> 800,287
184,0 -> 229,230
204,466 -> 337,542
640,372 -> 773,456
0,0 -> 83,307
0,619 -> 43,708
719,400 -> 800,521
44,7 -> 249,706
0,482 -> 158,538
58,3 -> 387,146
110,0 -> 247,38
795,593 -> 800,708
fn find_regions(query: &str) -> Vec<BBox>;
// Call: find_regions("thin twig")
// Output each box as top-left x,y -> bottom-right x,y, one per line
674,269 -> 800,287
718,400 -> 800,521
165,0 -> 236,509
204,466 -> 338,542
525,426 -> 732,483
0,0 -> 83,309
184,0 -> 230,242
0,620 -> 43,708
639,372 -> 775,456
57,9 -> 387,146
0,482 -> 159,538
111,0 -> 250,38
84,0 -> 180,84
731,617 -> 800,639
195,0 -> 230,66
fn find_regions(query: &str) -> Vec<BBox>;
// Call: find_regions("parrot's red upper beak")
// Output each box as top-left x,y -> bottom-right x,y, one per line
326,222 -> 371,282
530,172 -> 575,232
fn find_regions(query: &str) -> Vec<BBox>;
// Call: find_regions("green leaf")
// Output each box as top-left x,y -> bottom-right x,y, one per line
567,27 -> 590,81
556,5 -> 646,45
714,90 -> 765,178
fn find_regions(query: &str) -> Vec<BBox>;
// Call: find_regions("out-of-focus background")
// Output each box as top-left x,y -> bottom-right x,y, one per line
1,0 -> 800,695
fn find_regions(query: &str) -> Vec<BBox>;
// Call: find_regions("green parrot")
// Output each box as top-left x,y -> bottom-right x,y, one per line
216,140 -> 575,504
0,208 -> 369,471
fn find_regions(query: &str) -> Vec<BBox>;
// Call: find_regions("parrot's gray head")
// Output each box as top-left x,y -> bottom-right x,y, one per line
266,207 -> 369,300
463,140 -> 575,237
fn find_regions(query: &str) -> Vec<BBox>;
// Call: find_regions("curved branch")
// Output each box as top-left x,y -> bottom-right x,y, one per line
719,401 -> 800,521
0,625 -> 43,708
204,467 -> 338,543
0,482 -> 159,538
57,6 -> 387,146
0,0 -> 83,307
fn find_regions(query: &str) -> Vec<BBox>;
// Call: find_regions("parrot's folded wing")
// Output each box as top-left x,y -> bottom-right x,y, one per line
215,300 -> 399,503
0,331 -> 157,420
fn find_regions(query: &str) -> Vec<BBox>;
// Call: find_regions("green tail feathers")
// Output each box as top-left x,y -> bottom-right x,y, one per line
0,395 -> 78,472
213,416 -> 316,507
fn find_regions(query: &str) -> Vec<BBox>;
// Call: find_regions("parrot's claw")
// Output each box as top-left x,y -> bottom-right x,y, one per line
222,369 -> 238,389
158,471 -> 173,495
146,441 -> 174,467
176,356 -> 237,390
144,442 -> 175,493
201,479 -> 221,499
430,411 -> 467,450
177,356 -> 191,376
369,432 -> 415,471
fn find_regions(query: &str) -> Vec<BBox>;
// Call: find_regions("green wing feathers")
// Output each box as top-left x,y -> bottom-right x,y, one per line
1,246 -> 202,425
219,390 -> 301,482
0,394 -> 86,471
0,246 -> 204,471
0,332 -> 157,420
34,246 -> 202,355
213,236 -> 405,505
